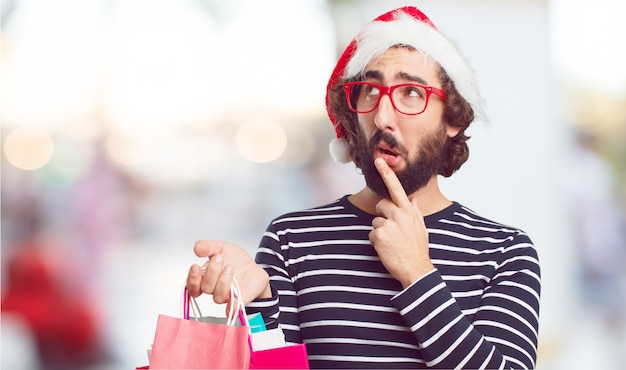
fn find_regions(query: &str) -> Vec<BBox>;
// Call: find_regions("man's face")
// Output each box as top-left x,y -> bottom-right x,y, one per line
352,47 -> 459,197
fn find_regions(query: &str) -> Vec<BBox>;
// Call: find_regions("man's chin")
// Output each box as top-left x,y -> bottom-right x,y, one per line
363,173 -> 392,198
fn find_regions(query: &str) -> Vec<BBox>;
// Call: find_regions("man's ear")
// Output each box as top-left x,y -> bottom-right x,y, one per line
446,123 -> 461,138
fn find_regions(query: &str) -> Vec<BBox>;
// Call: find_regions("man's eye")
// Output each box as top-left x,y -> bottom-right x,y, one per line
365,86 -> 380,96
402,86 -> 424,98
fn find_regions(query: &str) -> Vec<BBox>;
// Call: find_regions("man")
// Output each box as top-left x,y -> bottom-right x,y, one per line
187,6 -> 540,369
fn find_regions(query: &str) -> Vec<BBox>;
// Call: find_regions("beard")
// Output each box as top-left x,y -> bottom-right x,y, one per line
354,125 -> 448,198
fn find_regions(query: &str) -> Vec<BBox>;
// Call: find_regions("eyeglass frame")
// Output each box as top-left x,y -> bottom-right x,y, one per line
343,81 -> 447,116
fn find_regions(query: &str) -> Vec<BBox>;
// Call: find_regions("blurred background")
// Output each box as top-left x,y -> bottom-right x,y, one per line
1,0 -> 624,369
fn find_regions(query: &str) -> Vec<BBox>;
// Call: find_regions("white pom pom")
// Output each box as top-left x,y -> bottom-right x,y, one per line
329,137 -> 351,163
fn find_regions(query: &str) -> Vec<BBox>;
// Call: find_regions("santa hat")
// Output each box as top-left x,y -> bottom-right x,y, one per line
326,6 -> 487,163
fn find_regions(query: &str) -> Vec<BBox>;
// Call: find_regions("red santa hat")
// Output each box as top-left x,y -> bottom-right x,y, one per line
326,6 -> 487,163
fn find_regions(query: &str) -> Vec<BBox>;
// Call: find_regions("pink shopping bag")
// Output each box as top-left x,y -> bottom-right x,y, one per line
146,281 -> 252,369
149,314 -> 251,369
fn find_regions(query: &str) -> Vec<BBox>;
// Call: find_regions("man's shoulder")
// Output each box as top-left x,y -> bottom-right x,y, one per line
267,195 -> 366,229
273,196 -> 346,218
432,202 -> 533,242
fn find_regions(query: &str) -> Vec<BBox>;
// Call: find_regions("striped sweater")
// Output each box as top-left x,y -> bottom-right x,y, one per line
246,195 -> 541,369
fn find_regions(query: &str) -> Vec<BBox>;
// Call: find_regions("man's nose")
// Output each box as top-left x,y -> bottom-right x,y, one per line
374,94 -> 398,132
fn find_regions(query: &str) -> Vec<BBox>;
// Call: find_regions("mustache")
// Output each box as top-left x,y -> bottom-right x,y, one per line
368,130 -> 407,157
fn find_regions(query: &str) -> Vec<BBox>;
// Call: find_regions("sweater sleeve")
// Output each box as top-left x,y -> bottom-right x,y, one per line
244,229 -> 303,345
390,236 -> 541,369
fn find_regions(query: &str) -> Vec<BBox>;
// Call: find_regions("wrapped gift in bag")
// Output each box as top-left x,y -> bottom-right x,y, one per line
234,308 -> 309,369
148,281 -> 252,369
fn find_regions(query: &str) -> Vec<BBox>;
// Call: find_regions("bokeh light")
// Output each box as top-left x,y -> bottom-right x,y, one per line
104,132 -> 154,168
3,127 -> 55,170
33,142 -> 87,188
235,118 -> 288,163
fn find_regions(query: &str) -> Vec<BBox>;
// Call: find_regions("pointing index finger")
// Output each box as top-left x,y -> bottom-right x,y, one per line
374,158 -> 411,207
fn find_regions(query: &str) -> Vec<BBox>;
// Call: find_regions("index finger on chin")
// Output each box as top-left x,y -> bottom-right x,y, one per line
374,158 -> 411,207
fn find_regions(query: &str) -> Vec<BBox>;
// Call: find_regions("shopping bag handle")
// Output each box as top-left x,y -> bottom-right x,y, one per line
183,277 -> 250,329
182,277 -> 256,363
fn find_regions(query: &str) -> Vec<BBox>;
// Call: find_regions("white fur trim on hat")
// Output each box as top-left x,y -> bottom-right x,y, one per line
329,137 -> 351,163
345,12 -> 488,123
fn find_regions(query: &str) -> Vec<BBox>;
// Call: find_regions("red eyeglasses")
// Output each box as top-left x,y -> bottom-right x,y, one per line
343,81 -> 447,115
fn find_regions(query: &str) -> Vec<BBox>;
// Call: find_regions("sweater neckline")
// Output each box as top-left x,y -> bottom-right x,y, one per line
338,194 -> 461,225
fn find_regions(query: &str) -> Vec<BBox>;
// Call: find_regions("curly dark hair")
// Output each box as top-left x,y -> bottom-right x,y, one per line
327,64 -> 474,177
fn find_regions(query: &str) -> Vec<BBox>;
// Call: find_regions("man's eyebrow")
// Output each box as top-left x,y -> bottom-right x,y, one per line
363,70 -> 383,80
362,70 -> 429,85
397,71 -> 428,85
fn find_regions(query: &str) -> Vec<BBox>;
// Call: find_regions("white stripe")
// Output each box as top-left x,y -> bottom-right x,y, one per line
430,242 -> 505,256
294,269 -> 392,281
441,274 -> 490,283
499,280 -> 540,302
281,324 -> 301,332
456,336 -> 484,369
271,206 -> 345,225
481,292 -> 539,322
439,218 -> 522,234
410,298 -> 456,332
298,285 -> 398,297
455,209 -> 524,233
279,306 -> 298,314
498,255 -> 540,270
262,231 -> 279,241
432,258 -> 498,269
426,325 -> 472,367
398,282 -> 446,315
490,269 -> 540,287
478,346 -> 498,370
246,297 -> 278,309
475,305 -> 538,338
273,213 -> 358,224
285,239 -> 372,248
473,319 -> 536,353
487,337 -> 533,368
429,228 -> 514,244
299,302 -> 397,313
276,225 -> 371,236
421,313 -> 464,348
452,289 -> 484,299
301,319 -> 410,332
256,247 -> 286,263
260,263 -> 288,277
306,337 -> 419,350
504,242 -> 536,253
502,354 -> 528,369
288,253 -> 379,265
462,307 -> 479,316
308,354 -> 424,364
